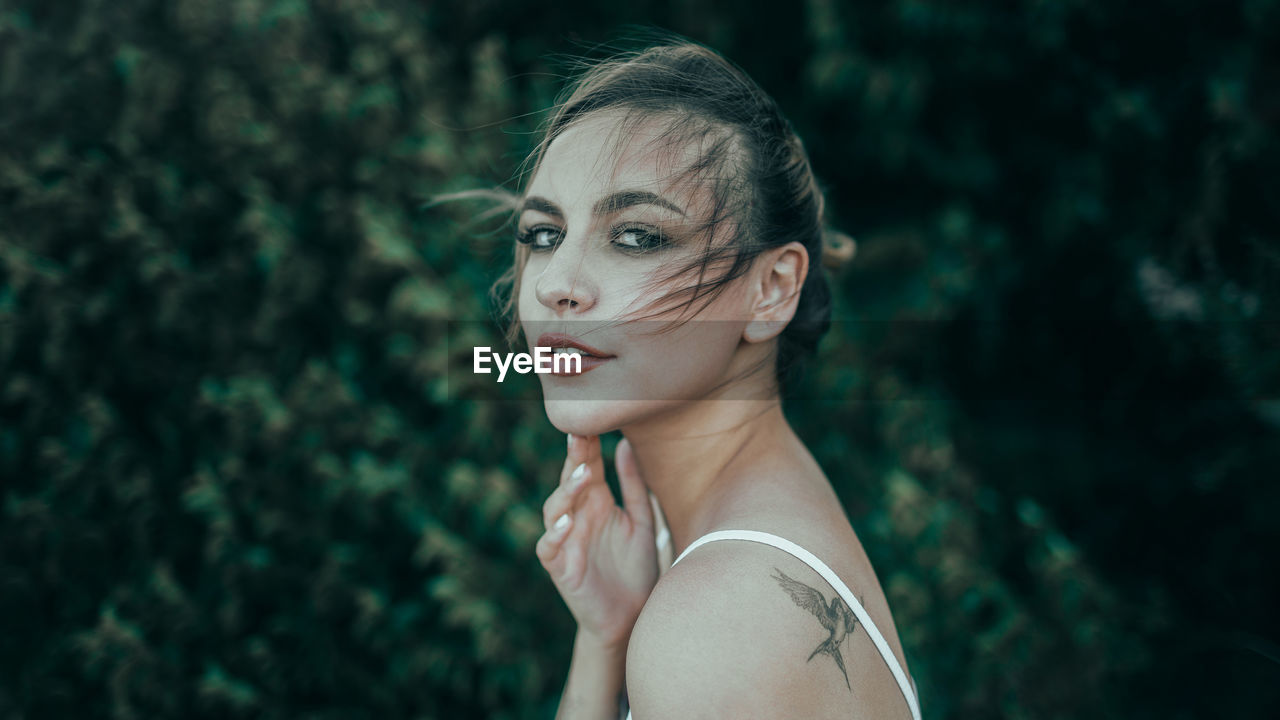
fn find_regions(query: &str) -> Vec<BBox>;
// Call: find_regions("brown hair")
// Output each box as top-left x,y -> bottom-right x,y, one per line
440,33 -> 854,395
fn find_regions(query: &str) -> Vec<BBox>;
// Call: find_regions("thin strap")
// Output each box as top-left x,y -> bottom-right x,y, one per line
672,530 -> 922,720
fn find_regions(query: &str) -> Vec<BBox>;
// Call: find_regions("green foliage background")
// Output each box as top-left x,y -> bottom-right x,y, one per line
2,0 -> 1277,717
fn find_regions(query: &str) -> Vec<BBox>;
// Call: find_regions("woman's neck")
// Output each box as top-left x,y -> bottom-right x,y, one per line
620,397 -> 798,557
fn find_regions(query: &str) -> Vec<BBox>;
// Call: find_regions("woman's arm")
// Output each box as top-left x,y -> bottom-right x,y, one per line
555,628 -> 629,720
534,435 -> 660,719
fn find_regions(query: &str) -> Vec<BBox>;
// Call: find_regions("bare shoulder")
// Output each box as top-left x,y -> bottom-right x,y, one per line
625,539 -> 916,720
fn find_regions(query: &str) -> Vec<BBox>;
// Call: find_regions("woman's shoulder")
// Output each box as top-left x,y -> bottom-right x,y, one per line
624,537 -> 826,716
624,527 -> 915,719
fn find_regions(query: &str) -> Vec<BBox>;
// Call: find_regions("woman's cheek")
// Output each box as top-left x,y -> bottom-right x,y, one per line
622,327 -> 736,401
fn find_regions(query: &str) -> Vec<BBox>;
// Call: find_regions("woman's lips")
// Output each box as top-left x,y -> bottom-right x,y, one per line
536,332 -> 615,377
550,353 -> 611,376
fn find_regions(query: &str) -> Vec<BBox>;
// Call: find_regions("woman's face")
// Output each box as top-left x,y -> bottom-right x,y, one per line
516,111 -> 761,436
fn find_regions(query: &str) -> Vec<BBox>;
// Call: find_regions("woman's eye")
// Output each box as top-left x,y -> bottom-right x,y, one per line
518,225 -> 668,252
517,226 -> 561,250
613,227 -> 667,251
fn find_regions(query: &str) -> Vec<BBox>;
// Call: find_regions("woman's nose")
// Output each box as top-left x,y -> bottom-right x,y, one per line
534,243 -> 599,314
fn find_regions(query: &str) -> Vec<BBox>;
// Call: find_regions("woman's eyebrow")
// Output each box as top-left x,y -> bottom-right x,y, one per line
595,190 -> 686,217
519,190 -> 686,218
519,195 -> 563,218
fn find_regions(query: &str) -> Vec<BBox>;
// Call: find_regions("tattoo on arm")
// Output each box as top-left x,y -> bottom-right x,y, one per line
771,568 -> 863,691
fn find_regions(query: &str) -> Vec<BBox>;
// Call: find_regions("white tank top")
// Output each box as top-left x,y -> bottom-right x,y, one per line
622,529 -> 922,720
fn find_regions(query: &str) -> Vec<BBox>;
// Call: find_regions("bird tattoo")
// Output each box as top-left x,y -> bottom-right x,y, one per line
772,568 -> 861,690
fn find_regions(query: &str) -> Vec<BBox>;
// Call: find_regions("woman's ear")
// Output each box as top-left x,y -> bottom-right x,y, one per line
743,242 -> 809,344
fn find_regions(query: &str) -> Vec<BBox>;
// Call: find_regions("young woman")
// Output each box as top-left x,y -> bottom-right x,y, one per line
501,37 -> 920,720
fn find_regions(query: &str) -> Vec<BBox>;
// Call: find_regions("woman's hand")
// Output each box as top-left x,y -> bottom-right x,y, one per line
536,434 -> 659,651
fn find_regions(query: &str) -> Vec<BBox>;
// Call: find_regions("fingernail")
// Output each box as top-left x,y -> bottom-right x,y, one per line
554,513 -> 571,531
656,527 -> 670,550
570,463 -> 588,487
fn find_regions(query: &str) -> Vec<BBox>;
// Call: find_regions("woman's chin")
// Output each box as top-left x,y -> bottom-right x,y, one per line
542,398 -> 672,437
542,398 -> 625,437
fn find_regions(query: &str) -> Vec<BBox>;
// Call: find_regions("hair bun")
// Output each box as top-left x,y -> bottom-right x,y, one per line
821,230 -> 856,270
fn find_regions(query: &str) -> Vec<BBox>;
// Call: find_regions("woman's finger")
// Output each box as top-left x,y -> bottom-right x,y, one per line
558,433 -> 580,486
557,433 -> 602,490
535,512 -> 574,565
560,433 -> 598,478
574,434 -> 607,491
615,437 -> 653,529
652,491 -> 673,570
542,462 -> 593,530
